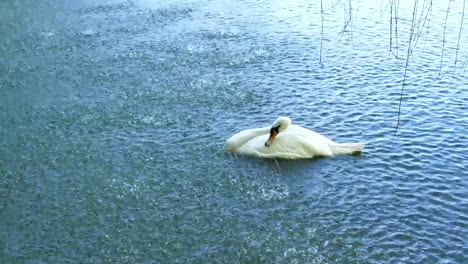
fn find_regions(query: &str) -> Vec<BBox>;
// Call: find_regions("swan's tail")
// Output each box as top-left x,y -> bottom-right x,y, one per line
330,143 -> 365,155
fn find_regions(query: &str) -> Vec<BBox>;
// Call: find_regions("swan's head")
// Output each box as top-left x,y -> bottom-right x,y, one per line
265,116 -> 291,147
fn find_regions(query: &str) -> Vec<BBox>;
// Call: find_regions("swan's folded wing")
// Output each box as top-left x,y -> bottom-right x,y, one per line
277,134 -> 333,158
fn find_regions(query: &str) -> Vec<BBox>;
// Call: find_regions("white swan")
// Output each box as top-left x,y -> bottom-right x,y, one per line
225,117 -> 365,159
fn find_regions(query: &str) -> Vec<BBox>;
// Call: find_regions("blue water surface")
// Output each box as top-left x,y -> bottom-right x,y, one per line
1,0 -> 467,262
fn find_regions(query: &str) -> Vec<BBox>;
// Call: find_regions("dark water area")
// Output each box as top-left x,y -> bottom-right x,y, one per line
1,0 -> 467,262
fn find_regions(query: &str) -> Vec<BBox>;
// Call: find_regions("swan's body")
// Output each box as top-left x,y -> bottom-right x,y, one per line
225,117 -> 364,159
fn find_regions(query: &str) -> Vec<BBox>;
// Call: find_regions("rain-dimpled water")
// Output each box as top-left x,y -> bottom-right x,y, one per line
1,0 -> 467,263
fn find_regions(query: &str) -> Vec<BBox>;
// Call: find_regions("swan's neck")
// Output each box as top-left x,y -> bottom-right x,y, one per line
278,123 -> 290,133
226,126 -> 270,150
244,126 -> 270,140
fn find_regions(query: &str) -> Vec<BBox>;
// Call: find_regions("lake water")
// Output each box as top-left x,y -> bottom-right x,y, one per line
1,0 -> 467,263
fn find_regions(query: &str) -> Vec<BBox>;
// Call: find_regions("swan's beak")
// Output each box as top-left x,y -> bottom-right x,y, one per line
265,130 -> 278,147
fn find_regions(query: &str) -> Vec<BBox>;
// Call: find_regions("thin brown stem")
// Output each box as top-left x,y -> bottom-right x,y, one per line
320,0 -> 324,65
390,0 -> 393,53
423,0 -> 433,49
395,0 -> 418,135
455,0 -> 465,69
411,0 -> 432,53
395,0 -> 399,58
438,1 -> 451,77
